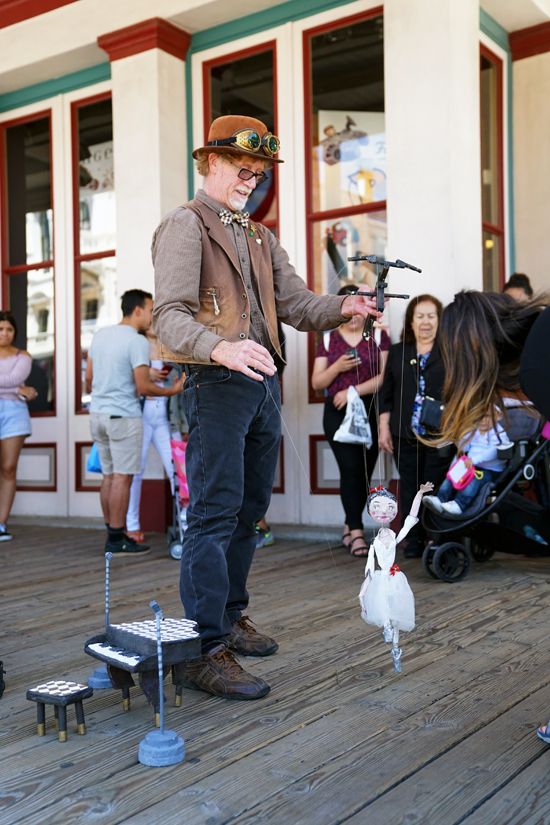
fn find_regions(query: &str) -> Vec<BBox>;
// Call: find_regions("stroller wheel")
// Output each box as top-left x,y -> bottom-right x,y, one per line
433,542 -> 471,583
470,541 -> 495,563
169,540 -> 183,560
422,544 -> 440,579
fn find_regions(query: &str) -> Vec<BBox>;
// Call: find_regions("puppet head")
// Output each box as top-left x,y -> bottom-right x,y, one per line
367,486 -> 398,526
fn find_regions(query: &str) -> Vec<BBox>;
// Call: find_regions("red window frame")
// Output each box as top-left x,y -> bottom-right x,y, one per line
71,91 -> 115,414
202,41 -> 279,234
480,43 -> 505,290
0,109 -> 56,417
303,8 -> 385,404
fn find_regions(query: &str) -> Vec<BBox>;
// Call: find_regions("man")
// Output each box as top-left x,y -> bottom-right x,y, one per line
86,289 -> 184,556
152,116 -> 381,699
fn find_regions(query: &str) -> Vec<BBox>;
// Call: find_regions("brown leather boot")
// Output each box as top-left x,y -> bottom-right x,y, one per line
227,615 -> 279,657
182,644 -> 270,700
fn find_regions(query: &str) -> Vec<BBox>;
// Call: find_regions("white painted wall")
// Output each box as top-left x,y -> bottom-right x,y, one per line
111,48 -> 187,297
0,0 -> 290,96
384,0 -> 483,333
481,0 -> 550,32
513,51 -> 550,295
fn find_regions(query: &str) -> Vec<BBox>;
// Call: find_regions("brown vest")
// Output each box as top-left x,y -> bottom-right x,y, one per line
158,198 -> 281,364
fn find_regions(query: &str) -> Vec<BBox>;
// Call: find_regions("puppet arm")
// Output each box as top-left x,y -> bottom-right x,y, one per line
408,481 -> 434,520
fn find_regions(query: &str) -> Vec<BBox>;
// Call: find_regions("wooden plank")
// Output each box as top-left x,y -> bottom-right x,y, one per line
342,687 -> 550,825
3,527 -> 550,825
177,649 -> 550,825
460,753 -> 550,825
7,617 -> 550,825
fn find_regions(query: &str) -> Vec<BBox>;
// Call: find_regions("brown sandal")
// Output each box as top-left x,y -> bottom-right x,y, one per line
342,531 -> 351,548
349,536 -> 369,557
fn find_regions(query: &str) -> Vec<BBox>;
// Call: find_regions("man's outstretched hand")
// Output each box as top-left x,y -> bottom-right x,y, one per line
340,293 -> 389,322
210,340 -> 276,381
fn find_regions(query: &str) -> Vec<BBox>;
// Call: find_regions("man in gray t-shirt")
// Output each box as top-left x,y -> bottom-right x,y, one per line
86,289 -> 184,557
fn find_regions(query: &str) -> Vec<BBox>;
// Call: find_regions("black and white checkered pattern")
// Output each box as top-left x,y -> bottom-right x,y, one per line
219,209 -> 249,228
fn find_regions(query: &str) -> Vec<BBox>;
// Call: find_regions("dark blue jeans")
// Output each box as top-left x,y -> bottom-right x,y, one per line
437,468 -> 499,510
181,367 -> 281,647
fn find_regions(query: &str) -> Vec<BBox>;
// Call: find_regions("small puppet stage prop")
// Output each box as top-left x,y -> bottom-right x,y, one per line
84,553 -> 201,723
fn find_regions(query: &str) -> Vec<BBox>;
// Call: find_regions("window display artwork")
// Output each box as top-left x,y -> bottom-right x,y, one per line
305,11 -> 386,403
315,110 -> 386,211
313,211 -> 387,296
79,140 -> 115,255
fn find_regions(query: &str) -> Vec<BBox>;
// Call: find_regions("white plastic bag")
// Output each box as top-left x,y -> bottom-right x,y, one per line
333,385 -> 373,446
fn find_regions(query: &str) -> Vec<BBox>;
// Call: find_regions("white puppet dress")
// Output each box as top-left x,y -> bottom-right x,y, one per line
359,515 -> 418,633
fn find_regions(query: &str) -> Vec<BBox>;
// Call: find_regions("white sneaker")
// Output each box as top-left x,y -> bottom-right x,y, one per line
0,525 -> 13,541
441,501 -> 463,516
423,496 -> 443,514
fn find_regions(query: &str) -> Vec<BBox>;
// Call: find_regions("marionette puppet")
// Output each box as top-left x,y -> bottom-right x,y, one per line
358,482 -> 434,673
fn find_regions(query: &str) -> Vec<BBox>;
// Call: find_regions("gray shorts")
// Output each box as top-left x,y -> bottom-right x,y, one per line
90,414 -> 143,476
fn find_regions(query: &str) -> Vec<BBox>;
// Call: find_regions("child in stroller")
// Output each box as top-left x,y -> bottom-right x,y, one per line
423,407 -> 510,516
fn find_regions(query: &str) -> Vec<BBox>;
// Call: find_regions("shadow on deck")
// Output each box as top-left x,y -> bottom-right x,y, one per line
2,524 -> 550,825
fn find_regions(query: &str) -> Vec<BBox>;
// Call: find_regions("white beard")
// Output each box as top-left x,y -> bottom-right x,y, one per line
228,189 -> 252,211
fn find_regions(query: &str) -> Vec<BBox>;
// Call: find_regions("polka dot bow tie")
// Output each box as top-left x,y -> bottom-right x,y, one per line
219,209 -> 250,228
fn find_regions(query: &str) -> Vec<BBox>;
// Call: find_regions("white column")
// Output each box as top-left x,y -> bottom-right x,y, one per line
384,0 -> 482,331
111,47 -> 187,296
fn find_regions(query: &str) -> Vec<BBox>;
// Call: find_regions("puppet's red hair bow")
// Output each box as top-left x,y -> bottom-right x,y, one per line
369,485 -> 384,493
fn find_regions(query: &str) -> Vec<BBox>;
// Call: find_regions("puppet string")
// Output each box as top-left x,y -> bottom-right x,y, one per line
257,262 -> 410,597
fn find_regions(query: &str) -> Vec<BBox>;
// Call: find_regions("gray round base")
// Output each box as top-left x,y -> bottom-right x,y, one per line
138,730 -> 185,767
88,665 -> 112,689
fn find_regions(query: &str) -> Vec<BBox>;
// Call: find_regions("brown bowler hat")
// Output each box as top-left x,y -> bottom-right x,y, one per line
192,115 -> 284,163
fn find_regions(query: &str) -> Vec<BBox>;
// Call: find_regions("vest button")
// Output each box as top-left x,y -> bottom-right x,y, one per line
242,313 -> 247,319
239,333 -> 246,339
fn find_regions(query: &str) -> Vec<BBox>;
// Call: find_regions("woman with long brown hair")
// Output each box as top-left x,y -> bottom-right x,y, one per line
433,290 -> 550,745
435,290 -> 549,449
379,294 -> 452,558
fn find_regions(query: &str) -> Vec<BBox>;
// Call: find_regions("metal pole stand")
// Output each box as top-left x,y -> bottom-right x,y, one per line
88,552 -> 114,689
138,601 -> 185,767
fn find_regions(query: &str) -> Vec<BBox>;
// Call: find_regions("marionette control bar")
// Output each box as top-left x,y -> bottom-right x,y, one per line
347,255 -> 422,273
346,255 -> 421,340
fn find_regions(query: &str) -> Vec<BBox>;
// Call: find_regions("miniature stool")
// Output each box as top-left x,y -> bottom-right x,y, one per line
26,680 -> 93,742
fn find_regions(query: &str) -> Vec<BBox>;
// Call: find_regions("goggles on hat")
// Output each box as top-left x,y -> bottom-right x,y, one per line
207,128 -> 281,157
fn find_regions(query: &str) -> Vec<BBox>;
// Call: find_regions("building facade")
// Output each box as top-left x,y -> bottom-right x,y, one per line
0,0 -> 547,526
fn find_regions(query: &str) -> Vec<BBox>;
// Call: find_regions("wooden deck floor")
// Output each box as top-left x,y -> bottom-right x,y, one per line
2,525 -> 550,825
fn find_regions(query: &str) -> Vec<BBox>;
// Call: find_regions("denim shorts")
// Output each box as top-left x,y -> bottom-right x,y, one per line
0,398 -> 32,440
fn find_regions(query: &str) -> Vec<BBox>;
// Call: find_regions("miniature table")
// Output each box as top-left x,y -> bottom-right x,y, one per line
26,680 -> 93,742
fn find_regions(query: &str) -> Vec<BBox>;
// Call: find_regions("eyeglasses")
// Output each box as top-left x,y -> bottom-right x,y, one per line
208,128 -> 281,157
230,162 -> 268,186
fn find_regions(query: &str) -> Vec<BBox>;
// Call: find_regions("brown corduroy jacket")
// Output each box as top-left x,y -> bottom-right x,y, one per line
152,191 -> 347,364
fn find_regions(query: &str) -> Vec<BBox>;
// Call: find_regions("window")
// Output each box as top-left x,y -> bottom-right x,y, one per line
72,94 -> 116,411
480,46 -> 505,291
304,9 -> 386,401
203,43 -> 278,231
0,113 -> 55,414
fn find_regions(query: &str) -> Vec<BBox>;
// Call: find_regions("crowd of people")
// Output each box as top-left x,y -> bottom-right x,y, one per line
312,271 -> 544,561
0,110 -> 547,711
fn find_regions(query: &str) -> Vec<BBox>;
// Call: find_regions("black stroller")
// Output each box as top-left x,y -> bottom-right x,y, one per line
420,410 -> 550,582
